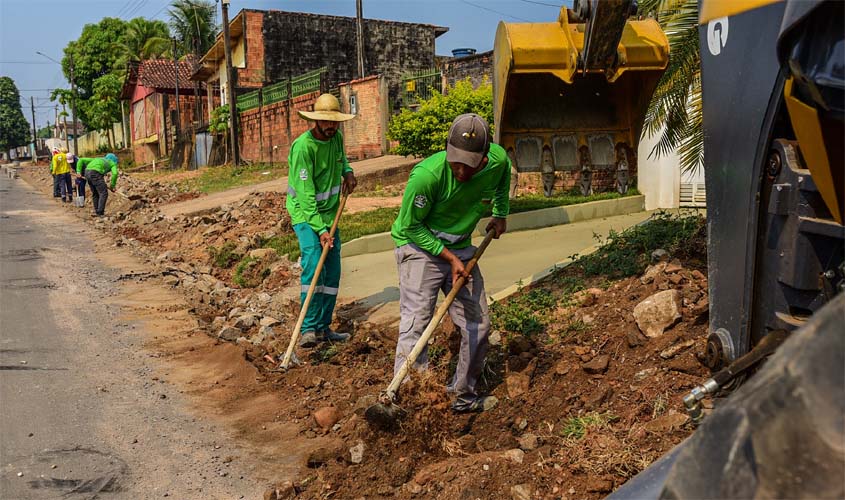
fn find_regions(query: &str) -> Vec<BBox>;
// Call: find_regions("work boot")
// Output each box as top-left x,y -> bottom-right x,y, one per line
451,395 -> 499,413
299,331 -> 319,348
321,329 -> 350,343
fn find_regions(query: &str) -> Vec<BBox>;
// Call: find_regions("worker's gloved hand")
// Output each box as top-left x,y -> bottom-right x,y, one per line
319,231 -> 334,249
342,171 -> 357,195
486,217 -> 507,239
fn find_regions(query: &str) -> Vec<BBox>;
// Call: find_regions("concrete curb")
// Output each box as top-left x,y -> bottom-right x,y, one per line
340,194 -> 645,258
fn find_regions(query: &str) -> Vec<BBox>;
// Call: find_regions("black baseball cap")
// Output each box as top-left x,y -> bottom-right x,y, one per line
446,113 -> 491,169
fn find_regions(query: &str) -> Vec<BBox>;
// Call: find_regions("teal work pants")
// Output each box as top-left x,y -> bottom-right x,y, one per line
294,223 -> 341,333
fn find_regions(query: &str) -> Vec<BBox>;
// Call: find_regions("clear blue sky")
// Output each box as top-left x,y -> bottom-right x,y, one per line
0,0 -> 571,131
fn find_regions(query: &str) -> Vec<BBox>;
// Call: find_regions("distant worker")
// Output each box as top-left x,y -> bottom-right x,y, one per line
541,145 -> 555,197
286,93 -> 357,348
390,113 -> 510,413
75,153 -> 119,217
50,148 -> 72,202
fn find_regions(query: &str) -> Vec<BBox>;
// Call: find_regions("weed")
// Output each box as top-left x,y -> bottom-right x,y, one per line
560,412 -> 618,439
233,256 -> 269,288
311,344 -> 339,364
652,393 -> 669,418
575,210 -> 705,279
428,344 -> 447,366
176,162 -> 287,194
563,319 -> 588,336
208,242 -> 240,268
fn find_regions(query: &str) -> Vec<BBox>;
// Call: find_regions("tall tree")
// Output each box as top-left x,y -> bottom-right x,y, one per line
639,0 -> 702,173
0,77 -> 31,151
114,18 -> 171,69
169,0 -> 218,57
86,74 -> 123,149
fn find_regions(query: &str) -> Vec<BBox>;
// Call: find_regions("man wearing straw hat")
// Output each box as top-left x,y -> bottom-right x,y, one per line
286,93 -> 358,348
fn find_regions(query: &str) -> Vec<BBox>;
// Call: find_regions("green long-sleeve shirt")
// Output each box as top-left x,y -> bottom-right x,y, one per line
391,143 -> 511,256
77,157 -> 119,189
285,129 -> 353,235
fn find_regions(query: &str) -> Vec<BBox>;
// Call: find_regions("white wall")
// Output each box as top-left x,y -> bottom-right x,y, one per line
638,128 -> 681,210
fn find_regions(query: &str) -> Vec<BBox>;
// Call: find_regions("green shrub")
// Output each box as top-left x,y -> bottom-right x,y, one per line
208,242 -> 240,268
491,286 -> 557,337
387,79 -> 493,158
233,256 -> 269,288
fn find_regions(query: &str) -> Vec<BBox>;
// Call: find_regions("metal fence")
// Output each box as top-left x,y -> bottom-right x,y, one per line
235,67 -> 327,113
401,68 -> 442,108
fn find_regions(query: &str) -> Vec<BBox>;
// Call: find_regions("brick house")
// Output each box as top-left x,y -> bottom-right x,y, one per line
121,59 -> 207,166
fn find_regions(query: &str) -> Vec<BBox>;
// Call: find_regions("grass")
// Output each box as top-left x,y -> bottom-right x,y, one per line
560,412 -> 618,439
310,344 -> 339,364
176,163 -> 288,194
208,242 -> 240,268
490,285 -> 557,337
233,256 -> 270,288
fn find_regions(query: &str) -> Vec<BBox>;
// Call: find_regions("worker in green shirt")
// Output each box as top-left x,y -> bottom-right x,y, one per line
286,93 -> 358,348
390,113 -> 510,413
75,153 -> 119,217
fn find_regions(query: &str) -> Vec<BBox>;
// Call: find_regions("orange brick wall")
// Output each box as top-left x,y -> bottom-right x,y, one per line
237,11 -> 265,88
238,91 -> 321,164
339,75 -> 388,161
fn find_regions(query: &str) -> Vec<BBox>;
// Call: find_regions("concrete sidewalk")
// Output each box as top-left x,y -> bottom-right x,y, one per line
339,210 -> 655,324
158,154 -> 417,218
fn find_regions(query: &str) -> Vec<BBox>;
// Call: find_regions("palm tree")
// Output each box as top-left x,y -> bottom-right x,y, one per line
169,0 -> 218,57
639,0 -> 702,174
114,18 -> 171,69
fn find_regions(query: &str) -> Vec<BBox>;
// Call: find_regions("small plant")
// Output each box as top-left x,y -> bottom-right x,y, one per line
563,319 -> 588,336
311,344 -> 339,364
233,256 -> 269,288
652,393 -> 669,418
208,242 -> 240,268
560,412 -> 618,440
428,344 -> 447,366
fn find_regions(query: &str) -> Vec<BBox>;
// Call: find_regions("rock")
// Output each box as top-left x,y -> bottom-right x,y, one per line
574,345 -> 590,356
502,448 -> 525,464
585,478 -> 614,493
511,484 -> 532,500
584,386 -> 614,410
518,433 -> 539,451
263,487 -> 278,500
634,367 -> 658,381
252,326 -> 275,345
515,417 -> 529,431
488,330 -> 502,347
644,412 -> 688,433
554,360 -> 570,376
691,269 -> 706,281
640,261 -> 668,284
668,273 -> 684,285
582,354 -> 610,374
404,482 -> 423,495
348,441 -> 365,464
691,297 -> 709,316
218,326 -> 241,341
233,315 -> 257,331
581,313 -> 595,325
665,259 -> 683,273
667,352 -> 702,374
627,327 -> 647,347
256,292 -> 272,304
508,335 -> 532,355
228,307 -> 243,319
313,406 -> 340,429
633,290 -> 682,338
506,373 -> 531,398
306,440 -> 345,467
248,248 -> 278,261
260,316 -> 281,327
162,275 -> 180,287
660,339 -> 696,359
651,248 -> 670,262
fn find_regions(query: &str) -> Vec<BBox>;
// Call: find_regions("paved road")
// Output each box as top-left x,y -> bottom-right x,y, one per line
340,210 -> 655,323
0,173 -> 260,498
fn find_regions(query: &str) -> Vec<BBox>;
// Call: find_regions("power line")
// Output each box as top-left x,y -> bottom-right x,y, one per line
0,61 -> 54,64
126,0 -> 151,18
518,0 -> 563,7
459,0 -> 531,22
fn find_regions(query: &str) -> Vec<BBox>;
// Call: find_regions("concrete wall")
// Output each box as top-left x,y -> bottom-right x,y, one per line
261,10 -> 440,103
339,75 -> 388,161
440,50 -> 493,89
638,127 -> 680,210
76,122 -> 126,157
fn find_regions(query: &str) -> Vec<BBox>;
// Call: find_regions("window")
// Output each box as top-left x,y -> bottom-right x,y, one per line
349,94 -> 358,115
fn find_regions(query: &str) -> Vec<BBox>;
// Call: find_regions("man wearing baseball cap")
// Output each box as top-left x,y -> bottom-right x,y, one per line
390,113 -> 511,413
286,93 -> 358,348
75,152 -> 119,217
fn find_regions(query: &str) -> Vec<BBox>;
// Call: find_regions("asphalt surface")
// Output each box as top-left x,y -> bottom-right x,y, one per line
0,172 -> 260,499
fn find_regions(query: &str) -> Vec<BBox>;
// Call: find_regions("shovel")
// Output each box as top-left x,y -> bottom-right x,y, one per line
279,193 -> 349,371
365,230 -> 496,430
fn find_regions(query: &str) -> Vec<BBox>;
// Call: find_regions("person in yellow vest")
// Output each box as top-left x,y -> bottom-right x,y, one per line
50,147 -> 72,203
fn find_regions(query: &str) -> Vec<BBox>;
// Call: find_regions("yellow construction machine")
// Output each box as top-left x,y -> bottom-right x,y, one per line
493,0 -> 668,196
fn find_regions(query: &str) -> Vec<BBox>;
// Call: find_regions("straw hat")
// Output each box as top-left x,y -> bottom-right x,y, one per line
298,93 -> 355,122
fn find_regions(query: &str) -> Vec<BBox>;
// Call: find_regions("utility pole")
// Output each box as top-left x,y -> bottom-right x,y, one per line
356,0 -> 365,79
172,38 -> 181,134
62,103 -> 69,150
30,96 -> 37,159
221,0 -> 240,165
70,54 -> 79,155
54,105 -> 58,137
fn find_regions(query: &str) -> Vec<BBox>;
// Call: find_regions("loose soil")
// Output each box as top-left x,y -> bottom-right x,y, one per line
16,163 -> 710,499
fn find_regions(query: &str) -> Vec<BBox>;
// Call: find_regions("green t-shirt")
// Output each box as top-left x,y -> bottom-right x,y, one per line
285,129 -> 353,234
76,157 -> 119,189
391,143 -> 511,255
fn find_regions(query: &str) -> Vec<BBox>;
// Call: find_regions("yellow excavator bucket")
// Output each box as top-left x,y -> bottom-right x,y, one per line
494,5 -> 668,191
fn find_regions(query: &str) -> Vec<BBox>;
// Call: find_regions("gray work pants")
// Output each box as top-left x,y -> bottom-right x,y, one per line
393,243 -> 490,407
